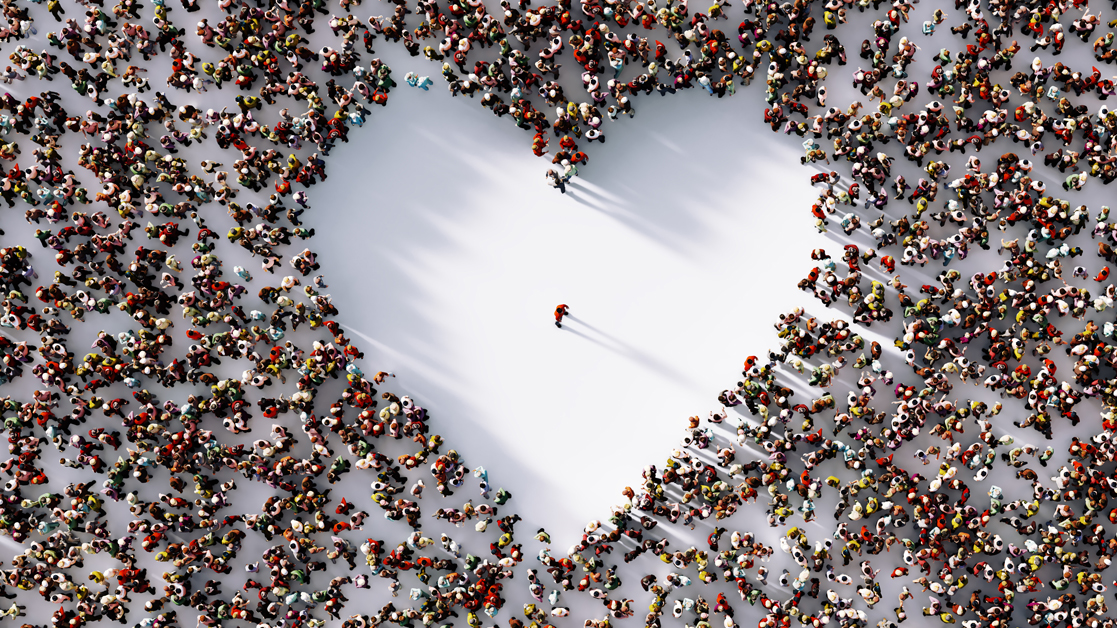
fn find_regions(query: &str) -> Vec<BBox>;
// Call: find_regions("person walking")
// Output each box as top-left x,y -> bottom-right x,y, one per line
554,304 -> 570,328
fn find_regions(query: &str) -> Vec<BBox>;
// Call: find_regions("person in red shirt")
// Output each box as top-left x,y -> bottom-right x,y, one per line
554,304 -> 570,328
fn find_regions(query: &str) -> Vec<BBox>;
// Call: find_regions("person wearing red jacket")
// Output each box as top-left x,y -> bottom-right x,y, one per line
554,304 -> 570,328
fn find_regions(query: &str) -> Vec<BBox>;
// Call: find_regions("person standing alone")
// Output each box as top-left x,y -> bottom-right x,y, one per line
554,304 -> 570,328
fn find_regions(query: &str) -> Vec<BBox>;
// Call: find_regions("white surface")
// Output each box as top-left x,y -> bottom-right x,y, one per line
316,84 -> 829,547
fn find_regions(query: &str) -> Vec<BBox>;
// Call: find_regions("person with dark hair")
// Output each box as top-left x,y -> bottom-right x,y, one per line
554,303 -> 570,327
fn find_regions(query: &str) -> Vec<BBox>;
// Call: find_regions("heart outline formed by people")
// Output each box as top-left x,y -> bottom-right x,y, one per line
0,1 -> 1115,628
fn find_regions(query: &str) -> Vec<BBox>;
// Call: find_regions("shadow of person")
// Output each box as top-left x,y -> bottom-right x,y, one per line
561,321 -> 703,390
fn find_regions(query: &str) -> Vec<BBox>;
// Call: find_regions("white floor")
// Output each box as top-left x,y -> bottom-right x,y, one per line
317,83 -> 832,548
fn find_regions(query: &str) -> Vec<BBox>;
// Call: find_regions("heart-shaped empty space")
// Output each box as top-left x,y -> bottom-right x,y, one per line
314,84 -> 829,547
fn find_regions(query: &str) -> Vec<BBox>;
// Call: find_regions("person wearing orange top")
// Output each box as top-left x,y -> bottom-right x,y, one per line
554,304 -> 570,328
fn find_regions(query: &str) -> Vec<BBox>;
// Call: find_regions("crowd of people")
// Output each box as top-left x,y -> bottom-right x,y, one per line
0,0 -> 1116,628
